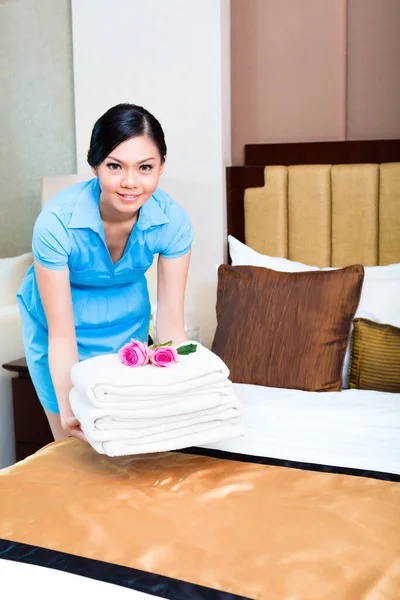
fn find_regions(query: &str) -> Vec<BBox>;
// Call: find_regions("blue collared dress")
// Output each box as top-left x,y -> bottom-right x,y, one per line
17,177 -> 193,414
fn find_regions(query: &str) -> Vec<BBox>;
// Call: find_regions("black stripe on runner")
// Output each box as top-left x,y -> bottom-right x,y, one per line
0,539 -> 251,600
181,447 -> 400,482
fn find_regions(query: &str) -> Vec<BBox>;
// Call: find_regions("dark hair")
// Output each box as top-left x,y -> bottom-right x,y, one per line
87,103 -> 167,167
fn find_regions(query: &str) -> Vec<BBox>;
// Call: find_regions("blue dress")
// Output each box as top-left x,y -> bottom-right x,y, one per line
17,177 -> 193,414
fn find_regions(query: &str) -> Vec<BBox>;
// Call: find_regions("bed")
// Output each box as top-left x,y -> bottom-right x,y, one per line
1,139 -> 400,599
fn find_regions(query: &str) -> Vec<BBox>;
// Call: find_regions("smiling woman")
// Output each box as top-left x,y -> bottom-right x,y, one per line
16,104 -> 193,442
94,135 -> 166,264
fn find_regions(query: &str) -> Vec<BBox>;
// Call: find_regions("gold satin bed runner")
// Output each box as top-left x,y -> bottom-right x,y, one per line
0,438 -> 399,599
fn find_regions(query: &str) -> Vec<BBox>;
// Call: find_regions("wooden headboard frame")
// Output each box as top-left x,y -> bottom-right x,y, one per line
226,139 -> 400,245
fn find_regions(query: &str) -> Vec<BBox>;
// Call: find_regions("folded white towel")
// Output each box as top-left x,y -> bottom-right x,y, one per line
72,389 -> 239,430
70,343 -> 230,407
70,386 -> 240,439
69,343 -> 243,456
100,424 -> 244,457
91,413 -> 241,442
79,420 -> 243,457
95,404 -> 239,431
73,380 -> 234,414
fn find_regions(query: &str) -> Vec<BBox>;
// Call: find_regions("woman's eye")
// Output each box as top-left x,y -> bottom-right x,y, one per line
139,164 -> 153,172
107,163 -> 121,170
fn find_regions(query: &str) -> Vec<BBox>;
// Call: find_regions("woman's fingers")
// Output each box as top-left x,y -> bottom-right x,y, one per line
70,426 -> 88,443
65,416 -> 80,428
65,416 -> 88,443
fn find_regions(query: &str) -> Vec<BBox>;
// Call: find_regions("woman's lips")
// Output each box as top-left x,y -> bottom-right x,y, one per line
117,192 -> 141,202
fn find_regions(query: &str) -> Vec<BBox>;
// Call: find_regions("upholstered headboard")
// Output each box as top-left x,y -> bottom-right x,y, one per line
227,140 -> 400,267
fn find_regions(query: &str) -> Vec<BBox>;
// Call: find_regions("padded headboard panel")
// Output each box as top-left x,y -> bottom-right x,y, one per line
244,163 -> 400,267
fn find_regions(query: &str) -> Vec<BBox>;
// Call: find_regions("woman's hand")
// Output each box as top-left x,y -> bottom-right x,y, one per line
62,416 -> 88,443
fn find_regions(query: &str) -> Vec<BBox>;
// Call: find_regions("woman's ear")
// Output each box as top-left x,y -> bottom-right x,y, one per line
160,156 -> 167,175
91,166 -> 97,177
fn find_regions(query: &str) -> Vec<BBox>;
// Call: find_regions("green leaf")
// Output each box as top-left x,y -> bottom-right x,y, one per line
177,343 -> 198,355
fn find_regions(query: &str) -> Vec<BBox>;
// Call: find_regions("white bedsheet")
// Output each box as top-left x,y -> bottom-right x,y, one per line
203,384 -> 400,475
0,559 -> 154,600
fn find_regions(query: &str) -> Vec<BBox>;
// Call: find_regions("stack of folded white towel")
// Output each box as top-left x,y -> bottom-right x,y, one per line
69,343 -> 242,457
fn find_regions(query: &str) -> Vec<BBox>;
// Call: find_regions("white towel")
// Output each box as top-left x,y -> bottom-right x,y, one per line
90,424 -> 244,457
71,386 -> 239,428
72,380 -> 234,412
70,385 -> 240,433
70,386 -> 242,455
94,404 -> 239,431
69,343 -> 243,456
70,343 -> 230,406
71,387 -> 241,439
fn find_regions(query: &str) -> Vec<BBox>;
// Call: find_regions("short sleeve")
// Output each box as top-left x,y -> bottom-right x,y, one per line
160,202 -> 194,259
32,211 -> 71,270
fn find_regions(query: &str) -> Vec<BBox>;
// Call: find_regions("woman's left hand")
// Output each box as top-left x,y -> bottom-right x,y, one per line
64,416 -> 88,443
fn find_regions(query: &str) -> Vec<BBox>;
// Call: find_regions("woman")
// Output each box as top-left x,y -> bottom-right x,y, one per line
17,104 -> 193,443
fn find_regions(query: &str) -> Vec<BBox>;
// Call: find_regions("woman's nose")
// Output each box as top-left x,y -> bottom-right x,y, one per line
121,170 -> 138,189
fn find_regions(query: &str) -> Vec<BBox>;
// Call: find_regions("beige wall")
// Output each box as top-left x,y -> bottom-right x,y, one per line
347,0 -> 400,140
231,0 -> 400,164
0,0 -> 76,258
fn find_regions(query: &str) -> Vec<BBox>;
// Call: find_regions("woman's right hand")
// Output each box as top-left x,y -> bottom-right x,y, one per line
62,416 -> 88,442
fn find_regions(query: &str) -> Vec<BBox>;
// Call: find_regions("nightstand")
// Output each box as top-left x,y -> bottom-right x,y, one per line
2,357 -> 53,461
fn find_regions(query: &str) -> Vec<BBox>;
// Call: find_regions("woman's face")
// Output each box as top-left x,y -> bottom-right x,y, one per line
94,135 -> 165,219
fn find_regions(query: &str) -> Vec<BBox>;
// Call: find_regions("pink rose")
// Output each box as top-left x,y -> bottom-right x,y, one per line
118,339 -> 149,367
149,346 -> 179,367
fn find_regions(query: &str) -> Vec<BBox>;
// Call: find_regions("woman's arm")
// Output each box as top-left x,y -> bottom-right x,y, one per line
156,251 -> 191,345
34,260 -> 85,440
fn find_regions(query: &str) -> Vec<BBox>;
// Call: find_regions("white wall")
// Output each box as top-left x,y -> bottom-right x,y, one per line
71,0 -> 231,347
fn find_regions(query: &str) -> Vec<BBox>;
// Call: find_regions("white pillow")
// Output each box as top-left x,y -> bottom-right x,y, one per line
0,252 -> 33,308
228,236 -> 400,388
229,236 -> 320,272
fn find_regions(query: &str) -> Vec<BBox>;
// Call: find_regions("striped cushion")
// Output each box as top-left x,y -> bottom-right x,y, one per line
349,319 -> 400,393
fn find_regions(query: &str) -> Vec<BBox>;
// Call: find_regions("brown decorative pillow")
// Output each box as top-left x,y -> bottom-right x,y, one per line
349,318 -> 400,393
211,264 -> 364,392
